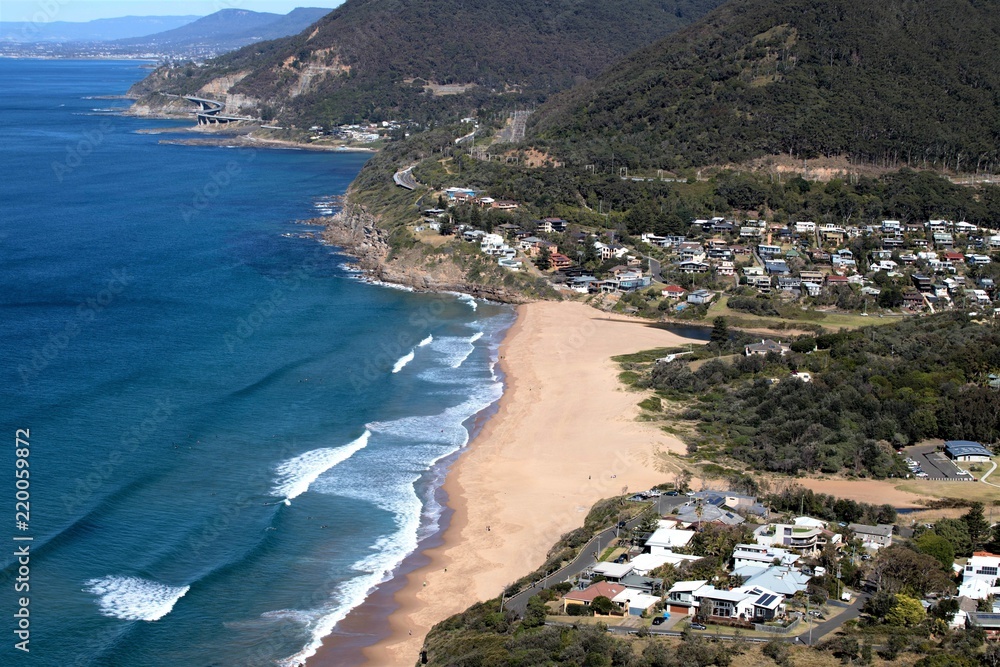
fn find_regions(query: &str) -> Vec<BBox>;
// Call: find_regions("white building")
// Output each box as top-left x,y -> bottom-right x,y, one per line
959,552 -> 1000,600
645,527 -> 695,555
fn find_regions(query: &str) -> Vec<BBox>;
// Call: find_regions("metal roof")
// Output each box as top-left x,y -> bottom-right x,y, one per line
945,441 -> 993,457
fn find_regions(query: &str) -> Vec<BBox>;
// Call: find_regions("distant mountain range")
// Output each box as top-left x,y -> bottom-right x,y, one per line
129,0 -> 726,125
111,8 -> 332,53
0,8 -> 333,57
531,0 -> 1000,172
0,15 -> 200,43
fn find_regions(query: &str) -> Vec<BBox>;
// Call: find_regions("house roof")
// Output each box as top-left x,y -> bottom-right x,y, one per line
592,561 -> 633,579
645,527 -> 695,549
613,590 -> 661,608
848,523 -> 893,537
565,581 -> 627,603
669,579 -> 709,594
676,504 -> 745,526
744,567 -> 811,596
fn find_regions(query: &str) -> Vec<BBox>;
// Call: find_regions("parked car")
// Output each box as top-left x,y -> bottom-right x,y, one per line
665,490 -> 679,496
808,610 -> 822,617
690,622 -> 707,630
652,616 -> 666,626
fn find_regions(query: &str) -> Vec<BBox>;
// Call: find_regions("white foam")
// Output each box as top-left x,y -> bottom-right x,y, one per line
84,576 -> 189,622
418,334 -> 433,347
452,331 -> 483,368
279,381 -> 505,667
457,293 -> 478,311
271,431 -> 371,502
391,349 -> 415,373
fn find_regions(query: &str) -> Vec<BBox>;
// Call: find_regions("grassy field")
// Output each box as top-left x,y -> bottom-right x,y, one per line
707,295 -> 906,332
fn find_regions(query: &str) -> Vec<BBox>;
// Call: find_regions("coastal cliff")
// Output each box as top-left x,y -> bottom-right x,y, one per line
322,202 -> 535,304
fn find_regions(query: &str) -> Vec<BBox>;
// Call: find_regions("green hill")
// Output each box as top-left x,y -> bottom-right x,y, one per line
129,0 -> 726,125
531,0 -> 1000,173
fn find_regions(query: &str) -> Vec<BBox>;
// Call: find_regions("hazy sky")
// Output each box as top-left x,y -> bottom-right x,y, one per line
0,0 -> 342,23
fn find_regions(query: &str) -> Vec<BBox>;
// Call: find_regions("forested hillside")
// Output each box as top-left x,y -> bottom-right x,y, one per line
532,0 -> 1000,173
129,0 -> 726,125
630,313 -> 1000,477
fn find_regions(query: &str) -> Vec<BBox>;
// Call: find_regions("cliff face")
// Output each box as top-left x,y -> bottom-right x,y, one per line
323,204 -> 531,304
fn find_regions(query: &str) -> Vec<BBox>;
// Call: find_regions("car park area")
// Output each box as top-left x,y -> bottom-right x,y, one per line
904,444 -> 975,481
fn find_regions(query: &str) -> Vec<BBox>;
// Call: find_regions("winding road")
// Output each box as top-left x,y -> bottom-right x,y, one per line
393,165 -> 419,190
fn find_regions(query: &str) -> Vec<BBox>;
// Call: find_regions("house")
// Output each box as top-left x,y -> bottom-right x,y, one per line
765,260 -> 791,276
759,245 -> 782,259
933,232 -> 955,248
562,581 -> 627,613
679,261 -> 711,274
692,490 -> 762,513
969,254 -> 993,266
738,566 -> 812,597
959,552 -> 1000,600
619,574 -> 664,595
687,289 -> 715,305
849,523 -> 894,550
733,543 -> 800,569
549,253 -> 573,270
752,524 -> 829,554
945,441 -> 993,462
666,580 -> 709,615
968,612 -> 1000,639
716,260 -> 736,277
628,552 -> 701,576
745,339 -> 790,356
444,187 -> 476,199
662,285 -> 687,300
881,220 -> 902,233
612,589 -> 662,617
645,527 -> 696,554
676,503 -> 745,526
795,221 -> 817,234
590,561 -> 634,582
799,271 -> 825,283
693,585 -> 786,623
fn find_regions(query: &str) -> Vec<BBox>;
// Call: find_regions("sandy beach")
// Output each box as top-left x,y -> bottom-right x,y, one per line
310,300 -> 699,666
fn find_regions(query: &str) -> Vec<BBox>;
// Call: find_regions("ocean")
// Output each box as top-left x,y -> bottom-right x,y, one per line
0,59 -> 514,666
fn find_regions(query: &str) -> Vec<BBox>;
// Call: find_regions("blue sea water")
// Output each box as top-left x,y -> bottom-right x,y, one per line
0,59 -> 513,666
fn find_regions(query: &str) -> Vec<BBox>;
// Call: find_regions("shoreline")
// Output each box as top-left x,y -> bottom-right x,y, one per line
310,301 -> 699,667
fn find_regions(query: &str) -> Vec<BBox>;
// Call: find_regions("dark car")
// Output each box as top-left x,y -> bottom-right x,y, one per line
652,616 -> 666,626
665,491 -> 679,496
690,623 -> 707,630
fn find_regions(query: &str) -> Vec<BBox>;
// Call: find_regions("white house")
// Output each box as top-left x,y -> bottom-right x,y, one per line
665,580 -> 708,615
848,523 -> 894,550
693,585 -> 786,622
734,543 -> 799,569
645,527 -> 695,555
959,552 -> 1000,600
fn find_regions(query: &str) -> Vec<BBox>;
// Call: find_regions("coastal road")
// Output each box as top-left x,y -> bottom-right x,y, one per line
647,256 -> 663,283
505,495 -> 688,615
792,594 -> 867,645
393,165 -> 419,190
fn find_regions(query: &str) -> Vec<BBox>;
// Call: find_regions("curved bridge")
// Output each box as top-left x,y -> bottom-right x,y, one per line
182,95 -> 255,125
